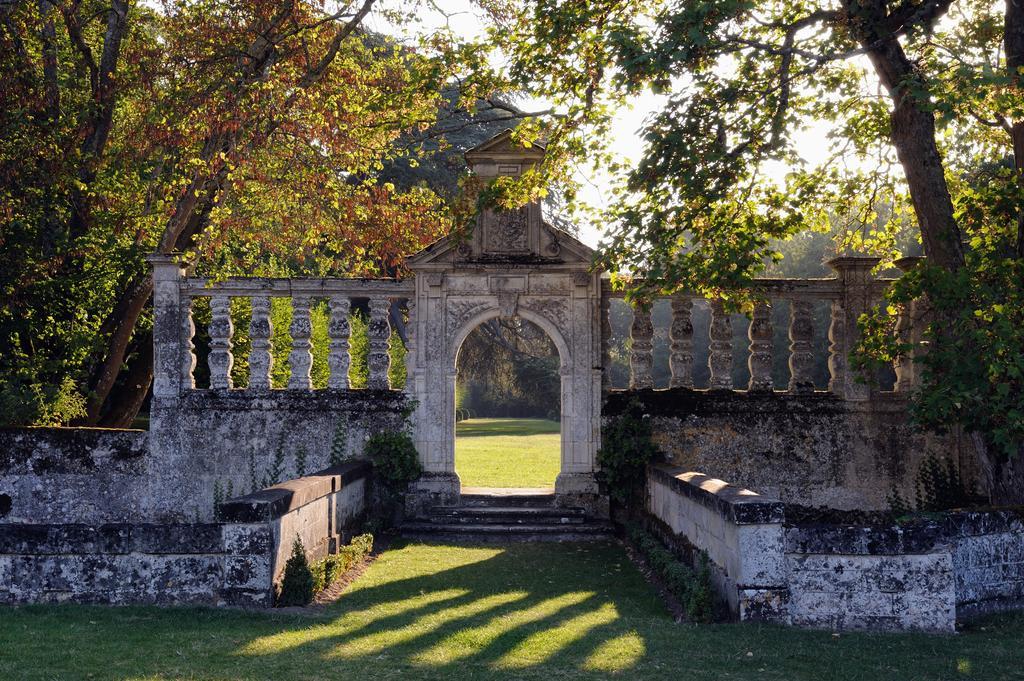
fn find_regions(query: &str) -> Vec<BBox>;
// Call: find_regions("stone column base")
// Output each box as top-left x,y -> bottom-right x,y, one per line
555,472 -> 609,519
405,472 -> 461,519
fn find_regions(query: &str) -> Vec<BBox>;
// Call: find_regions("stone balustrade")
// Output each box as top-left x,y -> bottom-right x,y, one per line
150,257 -> 414,395
601,256 -> 919,399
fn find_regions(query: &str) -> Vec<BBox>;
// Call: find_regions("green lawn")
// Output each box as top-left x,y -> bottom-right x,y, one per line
455,418 -> 560,488
2,541 -> 1023,680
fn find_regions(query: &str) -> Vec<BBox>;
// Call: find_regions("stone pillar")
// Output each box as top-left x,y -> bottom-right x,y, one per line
149,255 -> 186,399
708,300 -> 733,390
787,299 -> 815,394
327,296 -> 351,389
629,302 -> 654,389
826,256 -> 882,401
600,293 -> 612,390
287,295 -> 313,389
403,297 -> 416,396
367,296 -> 392,389
747,300 -> 773,392
248,295 -> 273,390
669,297 -> 694,388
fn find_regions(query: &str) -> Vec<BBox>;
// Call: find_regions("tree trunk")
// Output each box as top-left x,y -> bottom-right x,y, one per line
97,331 -> 153,428
860,35 -> 966,271
1007,0 -> 1024,256
81,274 -> 153,424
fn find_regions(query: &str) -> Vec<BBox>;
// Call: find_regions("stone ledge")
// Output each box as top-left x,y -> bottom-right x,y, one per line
785,510 -> 1024,556
0,427 -> 147,475
648,463 -> 784,525
175,389 -> 409,413
0,523 -> 223,555
217,460 -> 372,522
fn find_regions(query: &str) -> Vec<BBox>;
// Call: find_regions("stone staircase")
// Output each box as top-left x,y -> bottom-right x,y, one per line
400,490 -> 613,542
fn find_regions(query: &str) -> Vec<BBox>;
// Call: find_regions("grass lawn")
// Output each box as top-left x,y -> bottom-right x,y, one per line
2,540 -> 1023,680
455,418 -> 560,488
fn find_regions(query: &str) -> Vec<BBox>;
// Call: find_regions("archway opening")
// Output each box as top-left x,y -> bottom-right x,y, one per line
454,316 -> 561,491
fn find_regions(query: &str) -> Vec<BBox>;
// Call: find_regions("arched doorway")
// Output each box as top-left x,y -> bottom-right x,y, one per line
454,316 -> 561,491
402,129 -> 605,516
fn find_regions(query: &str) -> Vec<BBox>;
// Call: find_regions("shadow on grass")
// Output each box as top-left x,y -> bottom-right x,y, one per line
455,418 -> 560,438
236,541 -> 652,677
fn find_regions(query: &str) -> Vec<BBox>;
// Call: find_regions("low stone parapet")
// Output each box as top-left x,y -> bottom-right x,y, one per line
645,463 -> 1024,632
0,461 -> 372,607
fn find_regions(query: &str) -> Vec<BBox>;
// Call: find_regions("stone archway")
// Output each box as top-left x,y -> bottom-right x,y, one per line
403,130 -> 604,514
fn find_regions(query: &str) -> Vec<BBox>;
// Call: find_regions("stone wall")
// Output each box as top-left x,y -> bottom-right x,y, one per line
148,390 -> 407,521
0,461 -> 371,606
610,389 -> 979,510
645,463 -> 1024,633
0,428 -> 148,524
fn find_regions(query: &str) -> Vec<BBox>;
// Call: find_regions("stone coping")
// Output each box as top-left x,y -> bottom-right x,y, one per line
0,522 -> 224,555
648,463 -> 784,524
217,459 -> 372,523
785,509 -> 1024,556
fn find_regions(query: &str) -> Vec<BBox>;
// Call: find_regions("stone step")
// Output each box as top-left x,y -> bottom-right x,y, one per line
458,493 -> 557,508
427,506 -> 586,525
399,521 -> 614,543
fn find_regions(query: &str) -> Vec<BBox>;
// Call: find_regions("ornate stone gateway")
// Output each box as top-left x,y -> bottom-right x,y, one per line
404,131 -> 603,510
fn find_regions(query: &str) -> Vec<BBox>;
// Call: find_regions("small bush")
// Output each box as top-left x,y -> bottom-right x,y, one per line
627,523 -> 715,623
598,401 -> 660,505
364,431 -> 421,490
308,533 -> 375,596
276,537 -> 315,607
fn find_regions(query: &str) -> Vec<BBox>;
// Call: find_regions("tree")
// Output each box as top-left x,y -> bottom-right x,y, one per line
1,0 -> 501,426
491,0 -> 1024,502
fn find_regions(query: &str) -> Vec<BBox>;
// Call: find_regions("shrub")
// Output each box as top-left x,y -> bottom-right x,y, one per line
276,537 -> 315,607
309,533 -> 374,596
627,523 -> 715,623
597,401 -> 660,505
364,431 -> 421,490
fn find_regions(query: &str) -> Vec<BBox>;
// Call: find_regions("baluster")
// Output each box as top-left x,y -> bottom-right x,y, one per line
327,296 -> 352,389
208,295 -> 234,390
248,295 -> 273,390
747,300 -> 773,392
288,295 -> 313,389
827,298 -> 846,394
629,302 -> 653,390
367,296 -> 392,389
600,295 -> 612,389
708,300 -> 733,390
788,299 -> 815,393
181,296 -> 196,391
669,297 -> 694,388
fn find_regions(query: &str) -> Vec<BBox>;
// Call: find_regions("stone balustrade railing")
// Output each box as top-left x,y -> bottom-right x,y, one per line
602,256 -> 916,399
150,257 -> 414,397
